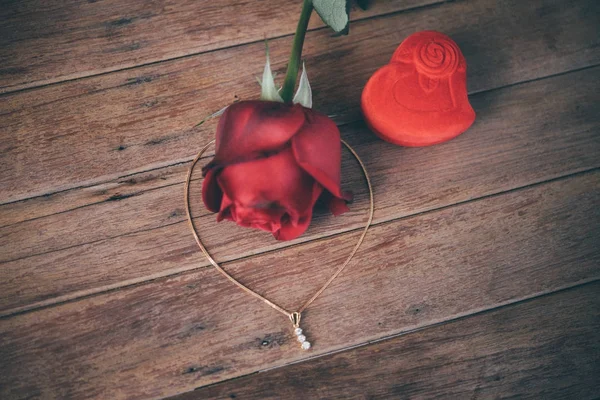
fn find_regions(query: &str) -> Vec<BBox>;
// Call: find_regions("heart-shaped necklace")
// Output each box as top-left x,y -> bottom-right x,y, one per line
184,139 -> 373,350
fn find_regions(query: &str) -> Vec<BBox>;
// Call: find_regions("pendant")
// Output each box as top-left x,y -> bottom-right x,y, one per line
289,312 -> 311,350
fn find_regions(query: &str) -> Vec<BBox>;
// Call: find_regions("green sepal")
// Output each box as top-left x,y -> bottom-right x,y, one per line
259,42 -> 284,102
292,62 -> 312,108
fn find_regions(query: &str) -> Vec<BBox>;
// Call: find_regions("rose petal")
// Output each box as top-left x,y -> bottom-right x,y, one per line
203,101 -> 306,174
232,205 -> 286,234
276,181 -> 323,241
292,109 -> 352,202
319,190 -> 351,216
217,148 -> 316,213
216,148 -> 320,239
216,190 -> 234,222
275,214 -> 311,241
202,168 -> 223,213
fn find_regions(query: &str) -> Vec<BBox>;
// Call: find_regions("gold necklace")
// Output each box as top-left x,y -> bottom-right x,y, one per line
184,139 -> 373,350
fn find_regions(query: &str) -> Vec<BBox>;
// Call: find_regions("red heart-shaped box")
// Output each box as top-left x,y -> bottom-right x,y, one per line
361,31 -> 476,146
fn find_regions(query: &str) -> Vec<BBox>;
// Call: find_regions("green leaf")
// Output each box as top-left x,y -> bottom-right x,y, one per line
313,0 -> 350,34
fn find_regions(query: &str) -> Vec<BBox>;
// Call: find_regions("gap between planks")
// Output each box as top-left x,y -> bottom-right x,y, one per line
2,62 -> 599,264
1,63 -> 599,315
2,0 -> 597,204
1,170 -> 598,398
1,62 -> 597,217
179,280 -> 600,399
262,278 -> 600,372
0,1 -> 447,95
1,167 -> 597,319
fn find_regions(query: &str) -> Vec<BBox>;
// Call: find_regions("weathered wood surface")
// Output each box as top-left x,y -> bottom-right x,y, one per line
1,65 -> 599,316
178,283 -> 600,400
1,0 -> 598,204
2,0 -> 599,398
0,0 -> 440,94
6,0 -> 599,227
0,162 -> 189,228
1,171 -> 599,399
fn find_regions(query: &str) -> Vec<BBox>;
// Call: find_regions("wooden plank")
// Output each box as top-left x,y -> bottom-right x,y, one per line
1,66 -> 599,314
1,0 -> 598,204
0,0 -> 439,93
0,162 -> 189,228
1,172 -> 599,399
179,283 -> 600,400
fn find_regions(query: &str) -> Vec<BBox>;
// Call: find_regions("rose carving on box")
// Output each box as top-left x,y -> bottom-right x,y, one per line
362,31 -> 476,146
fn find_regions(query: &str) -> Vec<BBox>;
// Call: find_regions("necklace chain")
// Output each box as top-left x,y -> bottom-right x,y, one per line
184,139 -> 374,347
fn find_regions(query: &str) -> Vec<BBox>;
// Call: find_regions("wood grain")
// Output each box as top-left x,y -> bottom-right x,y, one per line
0,162 -> 191,228
177,283 -> 600,400
1,0 -> 598,204
2,1 -> 598,399
0,0 -> 440,93
1,171 -> 599,399
2,66 -> 599,315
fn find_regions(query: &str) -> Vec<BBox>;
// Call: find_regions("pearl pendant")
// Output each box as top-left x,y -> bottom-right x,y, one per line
290,312 -> 311,350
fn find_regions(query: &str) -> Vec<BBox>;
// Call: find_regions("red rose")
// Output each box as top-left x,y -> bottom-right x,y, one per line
202,100 -> 352,241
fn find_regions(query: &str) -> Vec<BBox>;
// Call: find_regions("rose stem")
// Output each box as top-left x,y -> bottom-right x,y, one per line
280,0 -> 313,103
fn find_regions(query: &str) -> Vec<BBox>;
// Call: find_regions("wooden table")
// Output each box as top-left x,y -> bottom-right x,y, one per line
1,1 -> 599,398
